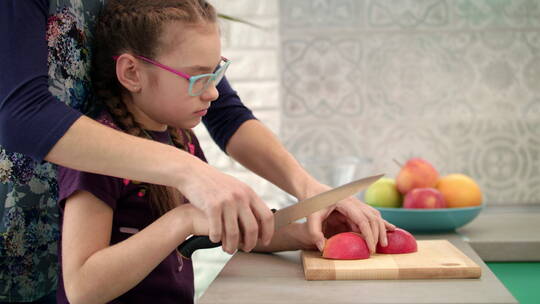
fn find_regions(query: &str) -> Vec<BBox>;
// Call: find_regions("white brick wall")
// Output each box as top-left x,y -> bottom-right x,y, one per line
193,1 -> 281,300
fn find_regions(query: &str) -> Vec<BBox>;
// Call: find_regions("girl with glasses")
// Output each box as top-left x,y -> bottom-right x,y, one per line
55,1 -> 231,303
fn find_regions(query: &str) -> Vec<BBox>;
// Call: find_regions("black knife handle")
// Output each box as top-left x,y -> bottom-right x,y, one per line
178,208 -> 277,259
178,235 -> 221,259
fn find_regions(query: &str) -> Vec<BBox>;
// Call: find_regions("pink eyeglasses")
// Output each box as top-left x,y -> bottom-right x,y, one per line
113,55 -> 230,96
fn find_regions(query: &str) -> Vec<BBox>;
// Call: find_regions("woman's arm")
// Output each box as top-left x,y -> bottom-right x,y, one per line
226,119 -> 318,200
62,190 -> 196,304
49,116 -> 273,253
0,0 -> 82,158
226,119 -> 395,252
46,116 -> 202,190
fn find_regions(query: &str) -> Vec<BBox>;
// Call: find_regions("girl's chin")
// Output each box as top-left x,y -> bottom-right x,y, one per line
172,118 -> 202,129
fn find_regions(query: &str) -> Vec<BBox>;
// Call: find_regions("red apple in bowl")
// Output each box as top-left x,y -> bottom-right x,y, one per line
403,188 -> 447,209
396,158 -> 439,194
376,228 -> 417,254
322,232 -> 370,260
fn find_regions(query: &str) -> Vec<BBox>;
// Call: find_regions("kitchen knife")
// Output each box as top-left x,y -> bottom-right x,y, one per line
178,173 -> 384,258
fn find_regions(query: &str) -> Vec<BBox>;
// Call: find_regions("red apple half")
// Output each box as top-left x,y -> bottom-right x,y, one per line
376,228 -> 417,254
322,232 -> 370,260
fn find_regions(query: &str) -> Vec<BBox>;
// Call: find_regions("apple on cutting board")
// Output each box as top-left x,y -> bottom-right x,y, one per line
322,228 -> 417,260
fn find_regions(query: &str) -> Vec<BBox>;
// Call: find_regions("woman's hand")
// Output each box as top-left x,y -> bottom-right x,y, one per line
179,163 -> 274,254
287,214 -> 369,252
303,183 -> 396,253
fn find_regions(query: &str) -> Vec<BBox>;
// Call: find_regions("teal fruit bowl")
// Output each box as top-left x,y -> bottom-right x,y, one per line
375,204 -> 485,232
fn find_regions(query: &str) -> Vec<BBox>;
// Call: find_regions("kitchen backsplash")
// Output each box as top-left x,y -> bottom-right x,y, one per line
197,0 -> 540,209
279,0 -> 540,206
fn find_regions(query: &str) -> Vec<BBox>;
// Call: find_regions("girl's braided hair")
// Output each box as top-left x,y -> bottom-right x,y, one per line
92,0 -> 217,216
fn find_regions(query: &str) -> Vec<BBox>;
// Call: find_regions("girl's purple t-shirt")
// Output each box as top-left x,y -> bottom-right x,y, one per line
56,116 -> 207,304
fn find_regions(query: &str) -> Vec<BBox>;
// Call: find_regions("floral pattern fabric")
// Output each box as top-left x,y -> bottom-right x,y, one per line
0,0 -> 103,301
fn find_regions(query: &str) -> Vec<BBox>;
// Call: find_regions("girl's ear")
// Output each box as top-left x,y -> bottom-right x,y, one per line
115,54 -> 143,93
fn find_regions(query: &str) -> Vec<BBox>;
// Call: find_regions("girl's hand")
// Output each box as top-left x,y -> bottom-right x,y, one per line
303,183 -> 396,253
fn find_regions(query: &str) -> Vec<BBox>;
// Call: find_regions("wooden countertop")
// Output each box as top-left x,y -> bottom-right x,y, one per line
198,234 -> 517,304
457,205 -> 540,261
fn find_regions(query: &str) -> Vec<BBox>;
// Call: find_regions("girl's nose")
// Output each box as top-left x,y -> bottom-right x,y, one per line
201,82 -> 219,102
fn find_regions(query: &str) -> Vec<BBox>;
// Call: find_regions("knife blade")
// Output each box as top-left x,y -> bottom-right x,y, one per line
178,173 -> 385,258
273,173 -> 385,230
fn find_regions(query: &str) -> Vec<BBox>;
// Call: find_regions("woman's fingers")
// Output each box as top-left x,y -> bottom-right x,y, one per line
384,219 -> 396,231
369,215 -> 380,250
248,193 -> 275,246
223,204 -> 239,254
207,203 -> 223,243
378,216 -> 388,247
238,204 -> 259,252
358,219 -> 376,253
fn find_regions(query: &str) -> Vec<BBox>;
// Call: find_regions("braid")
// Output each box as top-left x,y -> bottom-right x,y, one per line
168,127 -> 193,151
93,79 -> 141,137
107,96 -> 144,137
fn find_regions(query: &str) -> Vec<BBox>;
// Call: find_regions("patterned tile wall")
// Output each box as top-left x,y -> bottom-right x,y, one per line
280,0 -> 540,206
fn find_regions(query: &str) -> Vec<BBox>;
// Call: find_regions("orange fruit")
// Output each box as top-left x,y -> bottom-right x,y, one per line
436,174 -> 482,208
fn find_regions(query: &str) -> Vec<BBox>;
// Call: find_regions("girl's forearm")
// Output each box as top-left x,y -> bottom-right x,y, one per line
64,206 -> 192,304
45,115 -> 200,188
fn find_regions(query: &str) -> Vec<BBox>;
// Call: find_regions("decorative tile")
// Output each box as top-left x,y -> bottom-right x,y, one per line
521,98 -> 540,136
453,0 -> 540,29
282,38 -> 364,118
281,0 -> 365,29
363,33 -> 475,120
523,56 -> 540,93
524,31 -> 540,51
366,0 -> 451,29
280,0 -> 540,205
449,119 -> 540,205
282,121 -> 363,160
359,120 -> 455,178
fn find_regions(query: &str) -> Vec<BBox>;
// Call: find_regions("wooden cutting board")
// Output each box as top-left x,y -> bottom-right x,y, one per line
302,240 -> 481,280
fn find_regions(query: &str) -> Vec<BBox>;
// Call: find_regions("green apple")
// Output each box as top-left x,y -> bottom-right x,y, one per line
364,178 -> 402,208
